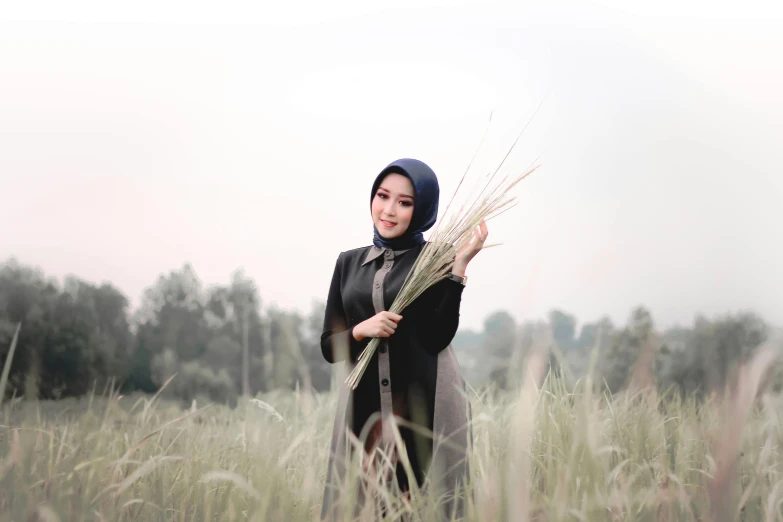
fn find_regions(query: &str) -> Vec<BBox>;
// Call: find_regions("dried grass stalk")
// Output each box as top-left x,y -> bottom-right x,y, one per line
345,118 -> 540,390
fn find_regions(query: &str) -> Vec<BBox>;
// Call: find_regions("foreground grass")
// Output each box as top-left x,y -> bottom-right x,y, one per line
1,371 -> 783,522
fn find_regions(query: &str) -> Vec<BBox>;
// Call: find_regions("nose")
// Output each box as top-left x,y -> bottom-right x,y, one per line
383,198 -> 396,216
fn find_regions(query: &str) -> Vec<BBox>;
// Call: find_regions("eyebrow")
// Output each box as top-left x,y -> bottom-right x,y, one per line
378,186 -> 414,199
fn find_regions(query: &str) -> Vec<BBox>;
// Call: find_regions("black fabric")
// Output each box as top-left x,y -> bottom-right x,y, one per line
320,243 -> 464,486
370,158 -> 440,250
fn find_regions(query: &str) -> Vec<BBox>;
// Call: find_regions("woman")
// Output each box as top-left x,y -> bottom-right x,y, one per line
319,158 -> 487,520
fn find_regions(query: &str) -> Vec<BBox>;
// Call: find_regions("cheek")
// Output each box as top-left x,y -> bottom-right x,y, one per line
400,206 -> 414,225
370,198 -> 383,218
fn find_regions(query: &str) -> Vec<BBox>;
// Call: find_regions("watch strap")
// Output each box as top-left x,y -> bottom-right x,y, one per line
447,272 -> 467,286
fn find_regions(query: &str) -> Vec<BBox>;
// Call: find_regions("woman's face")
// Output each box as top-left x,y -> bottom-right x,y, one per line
371,173 -> 415,239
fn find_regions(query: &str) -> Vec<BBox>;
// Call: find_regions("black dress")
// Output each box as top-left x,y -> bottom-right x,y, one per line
320,242 -> 465,489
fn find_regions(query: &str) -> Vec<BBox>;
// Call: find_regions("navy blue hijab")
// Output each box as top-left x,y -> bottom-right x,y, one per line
370,158 -> 440,250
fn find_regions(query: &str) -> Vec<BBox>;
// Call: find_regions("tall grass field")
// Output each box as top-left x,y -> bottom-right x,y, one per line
2,351 -> 782,522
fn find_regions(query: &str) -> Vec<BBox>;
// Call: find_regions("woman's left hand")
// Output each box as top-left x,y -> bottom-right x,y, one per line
452,220 -> 488,277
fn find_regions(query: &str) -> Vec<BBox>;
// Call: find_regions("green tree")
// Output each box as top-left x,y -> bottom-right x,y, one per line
549,309 -> 577,351
132,263 -> 210,393
300,300 -> 333,392
482,310 -> 517,387
691,312 -> 767,395
602,306 -> 655,393
266,307 -> 311,391
0,259 -> 131,399
62,276 -> 134,389
204,269 -> 265,395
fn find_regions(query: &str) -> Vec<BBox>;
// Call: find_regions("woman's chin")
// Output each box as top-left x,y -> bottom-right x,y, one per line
377,228 -> 403,239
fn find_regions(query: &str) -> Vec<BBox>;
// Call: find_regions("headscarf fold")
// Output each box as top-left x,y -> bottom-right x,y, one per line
370,158 -> 440,250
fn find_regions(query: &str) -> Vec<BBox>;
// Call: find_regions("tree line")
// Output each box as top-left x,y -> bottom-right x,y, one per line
0,258 -> 331,404
1,257 -> 780,404
461,306 -> 780,399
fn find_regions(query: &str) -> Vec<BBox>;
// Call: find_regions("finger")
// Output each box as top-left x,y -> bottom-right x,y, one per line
477,222 -> 488,243
383,325 -> 395,336
383,319 -> 397,330
474,227 -> 485,246
381,312 -> 402,323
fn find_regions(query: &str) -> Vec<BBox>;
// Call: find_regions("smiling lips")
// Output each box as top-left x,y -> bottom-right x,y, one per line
380,219 -> 397,228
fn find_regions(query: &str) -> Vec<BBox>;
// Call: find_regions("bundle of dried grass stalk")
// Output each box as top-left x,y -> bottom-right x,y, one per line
345,116 -> 540,390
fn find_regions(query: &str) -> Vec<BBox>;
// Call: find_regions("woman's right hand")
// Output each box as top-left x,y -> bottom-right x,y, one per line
353,311 -> 403,341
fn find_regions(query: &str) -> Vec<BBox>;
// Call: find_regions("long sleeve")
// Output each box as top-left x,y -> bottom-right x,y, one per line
410,277 -> 464,356
320,254 -> 369,363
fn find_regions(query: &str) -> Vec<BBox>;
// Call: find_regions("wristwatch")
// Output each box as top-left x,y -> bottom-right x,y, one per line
446,273 -> 467,286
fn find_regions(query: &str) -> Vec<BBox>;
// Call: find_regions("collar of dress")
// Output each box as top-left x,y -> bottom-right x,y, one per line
361,245 -> 413,266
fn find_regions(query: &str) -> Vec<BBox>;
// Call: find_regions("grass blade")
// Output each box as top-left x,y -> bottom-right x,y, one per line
0,322 -> 21,408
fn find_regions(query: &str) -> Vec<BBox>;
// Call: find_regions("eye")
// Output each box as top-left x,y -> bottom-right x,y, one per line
400,200 -> 412,207
376,192 -> 388,200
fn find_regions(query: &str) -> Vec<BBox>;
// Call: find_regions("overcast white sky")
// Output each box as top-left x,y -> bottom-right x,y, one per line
1,1 -> 781,332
